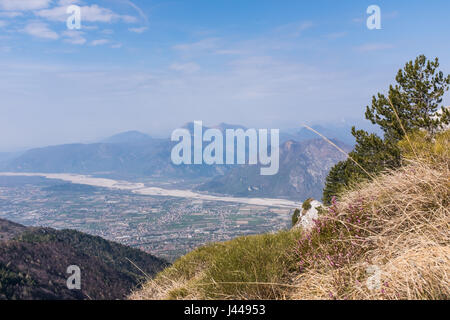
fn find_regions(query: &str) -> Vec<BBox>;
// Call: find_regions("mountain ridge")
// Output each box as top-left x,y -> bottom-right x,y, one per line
0,218 -> 168,300
196,138 -> 351,200
1,125 -> 351,199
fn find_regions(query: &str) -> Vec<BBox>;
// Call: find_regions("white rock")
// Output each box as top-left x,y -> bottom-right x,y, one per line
294,199 -> 322,231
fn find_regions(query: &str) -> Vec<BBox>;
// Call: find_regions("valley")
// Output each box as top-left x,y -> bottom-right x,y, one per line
0,174 -> 295,261
0,126 -> 349,262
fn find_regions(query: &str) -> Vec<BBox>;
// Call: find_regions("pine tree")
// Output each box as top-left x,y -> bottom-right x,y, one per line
322,55 -> 450,205
366,55 -> 450,140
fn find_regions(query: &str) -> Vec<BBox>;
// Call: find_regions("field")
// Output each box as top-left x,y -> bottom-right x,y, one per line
0,175 -> 293,261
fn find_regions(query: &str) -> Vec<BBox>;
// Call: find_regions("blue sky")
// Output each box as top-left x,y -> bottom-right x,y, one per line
1,0 -> 450,150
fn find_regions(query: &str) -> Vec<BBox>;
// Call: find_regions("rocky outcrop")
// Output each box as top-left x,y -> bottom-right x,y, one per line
293,199 -> 323,231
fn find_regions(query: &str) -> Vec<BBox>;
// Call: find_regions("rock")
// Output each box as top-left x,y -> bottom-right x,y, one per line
293,199 -> 323,231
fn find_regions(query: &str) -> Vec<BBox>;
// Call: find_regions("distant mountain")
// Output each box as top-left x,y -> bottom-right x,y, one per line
180,122 -> 356,145
0,152 -> 12,162
0,219 -> 168,300
2,124 -> 352,197
4,139 -> 222,178
290,125 -> 356,146
284,121 -> 383,146
101,130 -> 153,145
181,121 -> 247,134
4,125 -> 265,178
0,152 -> 22,170
212,122 -> 248,132
196,139 -> 351,200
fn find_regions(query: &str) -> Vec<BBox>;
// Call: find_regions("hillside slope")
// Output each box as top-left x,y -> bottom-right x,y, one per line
0,220 -> 168,300
131,156 -> 449,300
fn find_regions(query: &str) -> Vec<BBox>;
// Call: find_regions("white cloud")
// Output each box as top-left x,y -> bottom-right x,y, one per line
101,29 -> 114,35
273,21 -> 314,37
34,5 -> 78,21
57,0 -> 80,5
128,26 -> 147,34
36,4 -> 138,23
62,30 -> 86,45
0,11 -> 23,18
170,62 -> 200,73
90,39 -> 109,46
0,0 -> 51,11
22,21 -> 59,40
120,15 -> 137,23
81,25 -> 98,31
121,0 -> 147,24
173,38 -> 220,52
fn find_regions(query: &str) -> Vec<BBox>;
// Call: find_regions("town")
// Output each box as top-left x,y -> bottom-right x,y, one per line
0,175 -> 292,261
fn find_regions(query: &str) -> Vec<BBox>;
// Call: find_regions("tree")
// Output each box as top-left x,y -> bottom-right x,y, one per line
367,55 -> 450,139
291,209 -> 300,227
322,55 -> 450,205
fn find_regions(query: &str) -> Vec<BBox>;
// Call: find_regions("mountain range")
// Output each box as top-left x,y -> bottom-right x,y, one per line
0,123 -> 353,200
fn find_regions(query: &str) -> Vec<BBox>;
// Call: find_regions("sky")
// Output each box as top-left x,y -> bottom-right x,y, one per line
0,0 -> 450,151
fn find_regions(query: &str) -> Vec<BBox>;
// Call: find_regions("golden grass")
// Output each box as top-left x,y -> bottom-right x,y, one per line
291,158 -> 449,299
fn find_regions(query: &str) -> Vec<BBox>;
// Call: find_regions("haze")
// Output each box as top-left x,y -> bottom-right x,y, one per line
1,0 -> 449,151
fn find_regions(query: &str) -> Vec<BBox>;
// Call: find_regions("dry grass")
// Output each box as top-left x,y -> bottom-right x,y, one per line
291,158 -> 449,299
131,132 -> 449,300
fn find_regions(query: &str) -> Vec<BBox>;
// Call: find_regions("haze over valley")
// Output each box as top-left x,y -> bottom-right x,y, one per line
0,123 -> 350,261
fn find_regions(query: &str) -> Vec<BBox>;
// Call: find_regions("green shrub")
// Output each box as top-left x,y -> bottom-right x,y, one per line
291,209 -> 300,227
398,129 -> 449,162
302,198 -> 313,211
